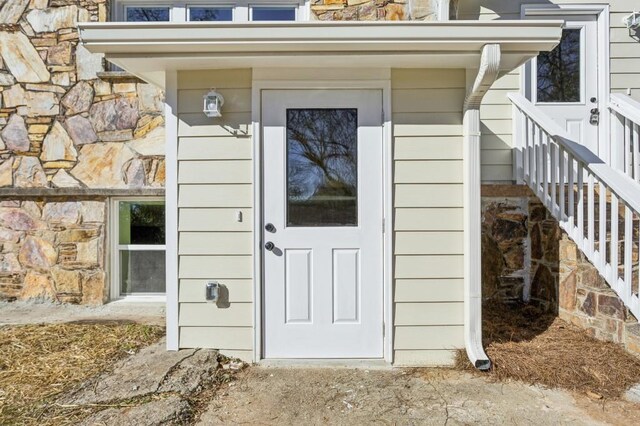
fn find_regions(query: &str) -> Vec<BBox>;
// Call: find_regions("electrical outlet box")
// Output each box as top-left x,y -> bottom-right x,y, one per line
206,281 -> 220,302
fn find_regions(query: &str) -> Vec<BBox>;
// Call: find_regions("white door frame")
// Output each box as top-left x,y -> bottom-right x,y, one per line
251,71 -> 394,363
521,3 -> 611,161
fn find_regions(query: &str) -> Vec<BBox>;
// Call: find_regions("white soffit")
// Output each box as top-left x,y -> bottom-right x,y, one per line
79,21 -> 562,88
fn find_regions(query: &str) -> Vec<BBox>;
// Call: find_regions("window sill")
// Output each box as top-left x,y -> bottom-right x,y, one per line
110,295 -> 167,304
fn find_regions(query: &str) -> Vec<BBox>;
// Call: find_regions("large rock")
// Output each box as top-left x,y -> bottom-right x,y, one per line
22,90 -> 59,117
70,143 -> 135,188
18,236 -> 57,271
75,239 -> 100,267
63,115 -> 98,145
76,45 -> 103,80
20,271 -> 56,301
61,81 -> 93,115
51,169 -> 82,188
2,84 -> 27,107
80,201 -> 105,223
0,158 -> 13,187
89,97 -> 139,132
0,31 -> 50,83
123,158 -> 146,187
82,270 -> 105,305
40,121 -> 78,162
0,0 -> 30,24
0,209 -> 39,231
52,267 -> 82,294
26,6 -> 78,33
14,156 -> 48,188
1,115 -> 30,152
127,127 -> 165,156
137,84 -> 164,113
43,202 -> 80,224
47,42 -> 73,66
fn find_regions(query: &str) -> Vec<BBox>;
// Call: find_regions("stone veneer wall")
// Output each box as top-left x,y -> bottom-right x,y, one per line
310,0 -> 440,21
482,186 -> 640,357
0,0 -> 165,303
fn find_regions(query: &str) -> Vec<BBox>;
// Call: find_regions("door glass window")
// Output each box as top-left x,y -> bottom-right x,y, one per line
189,7 -> 233,21
125,7 -> 170,21
252,6 -> 296,21
118,201 -> 166,294
536,28 -> 581,103
286,109 -> 358,227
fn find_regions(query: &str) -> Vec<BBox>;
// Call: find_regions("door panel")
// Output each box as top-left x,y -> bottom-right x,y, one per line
262,89 -> 384,359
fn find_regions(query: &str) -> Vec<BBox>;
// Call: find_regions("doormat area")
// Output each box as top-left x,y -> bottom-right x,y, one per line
0,322 -> 165,424
456,303 -> 640,399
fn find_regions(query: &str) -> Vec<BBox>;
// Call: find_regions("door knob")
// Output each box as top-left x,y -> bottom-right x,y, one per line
265,223 -> 276,233
265,242 -> 275,251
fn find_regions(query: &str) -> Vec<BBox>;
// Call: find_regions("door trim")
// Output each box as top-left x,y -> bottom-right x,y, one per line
251,73 -> 393,363
521,4 -> 611,161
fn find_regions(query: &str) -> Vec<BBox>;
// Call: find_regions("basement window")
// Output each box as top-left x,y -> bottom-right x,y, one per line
112,199 -> 166,300
113,1 -> 307,22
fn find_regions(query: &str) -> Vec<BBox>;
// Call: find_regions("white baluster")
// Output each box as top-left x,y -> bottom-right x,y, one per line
599,182 -> 607,271
588,173 -> 595,257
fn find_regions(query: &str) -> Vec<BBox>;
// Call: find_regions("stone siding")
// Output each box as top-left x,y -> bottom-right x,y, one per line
311,0 -> 439,21
481,185 -> 640,357
0,0 -> 164,303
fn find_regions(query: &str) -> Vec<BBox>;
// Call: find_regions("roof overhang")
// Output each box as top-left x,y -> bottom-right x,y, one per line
78,21 -> 563,88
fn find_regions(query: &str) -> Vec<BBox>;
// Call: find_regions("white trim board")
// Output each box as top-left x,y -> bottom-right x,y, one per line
251,72 -> 394,363
520,3 -> 611,162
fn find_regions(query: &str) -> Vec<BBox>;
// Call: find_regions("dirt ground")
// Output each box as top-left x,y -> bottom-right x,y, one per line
0,300 -> 165,326
198,366 -> 640,425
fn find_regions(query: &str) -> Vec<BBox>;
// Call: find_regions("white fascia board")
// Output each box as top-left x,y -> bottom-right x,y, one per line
80,20 -> 562,54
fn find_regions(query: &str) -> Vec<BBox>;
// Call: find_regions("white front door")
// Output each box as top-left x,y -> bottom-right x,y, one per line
262,89 -> 384,359
529,16 -> 600,153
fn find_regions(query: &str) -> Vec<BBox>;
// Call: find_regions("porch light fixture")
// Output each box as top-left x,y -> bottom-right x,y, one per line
203,89 -> 224,118
623,12 -> 640,30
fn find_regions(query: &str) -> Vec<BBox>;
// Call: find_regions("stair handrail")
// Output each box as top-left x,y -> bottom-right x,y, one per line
610,93 -> 640,125
509,93 -> 640,214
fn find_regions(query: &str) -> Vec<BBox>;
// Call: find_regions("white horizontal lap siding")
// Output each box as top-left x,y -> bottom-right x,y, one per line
177,69 -> 253,362
391,69 -> 465,367
456,0 -> 640,182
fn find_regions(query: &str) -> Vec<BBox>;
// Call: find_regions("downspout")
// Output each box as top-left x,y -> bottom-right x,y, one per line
462,44 -> 501,370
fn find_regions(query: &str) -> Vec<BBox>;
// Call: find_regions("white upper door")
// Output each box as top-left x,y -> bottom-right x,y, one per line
262,89 -> 384,359
530,17 -> 600,153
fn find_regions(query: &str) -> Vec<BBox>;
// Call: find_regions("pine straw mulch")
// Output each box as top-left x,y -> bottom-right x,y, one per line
456,302 -> 640,399
0,321 -> 164,424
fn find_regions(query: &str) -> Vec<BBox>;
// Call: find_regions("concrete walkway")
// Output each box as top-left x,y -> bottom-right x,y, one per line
0,300 -> 165,326
199,366 -> 640,425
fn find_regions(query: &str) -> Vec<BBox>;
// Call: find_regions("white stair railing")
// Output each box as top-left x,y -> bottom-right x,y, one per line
610,94 -> 640,182
510,93 -> 640,320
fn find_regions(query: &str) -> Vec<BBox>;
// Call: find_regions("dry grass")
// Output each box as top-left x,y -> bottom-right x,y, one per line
456,303 -> 640,399
0,321 -> 164,424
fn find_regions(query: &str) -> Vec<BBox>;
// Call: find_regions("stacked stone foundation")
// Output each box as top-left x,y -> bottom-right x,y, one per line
482,185 -> 640,357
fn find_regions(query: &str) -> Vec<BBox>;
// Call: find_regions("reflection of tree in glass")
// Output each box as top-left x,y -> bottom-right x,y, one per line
287,109 -> 357,200
537,29 -> 581,103
128,203 -> 165,244
126,7 -> 170,22
190,8 -> 233,21
286,109 -> 358,226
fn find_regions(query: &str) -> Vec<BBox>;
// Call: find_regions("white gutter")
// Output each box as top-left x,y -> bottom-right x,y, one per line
462,43 -> 501,370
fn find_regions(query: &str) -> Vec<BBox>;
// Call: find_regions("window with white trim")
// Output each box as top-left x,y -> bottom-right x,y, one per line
113,1 -> 308,22
112,199 -> 166,298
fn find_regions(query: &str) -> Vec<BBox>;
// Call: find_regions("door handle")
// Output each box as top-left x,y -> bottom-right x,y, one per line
265,241 -> 275,251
